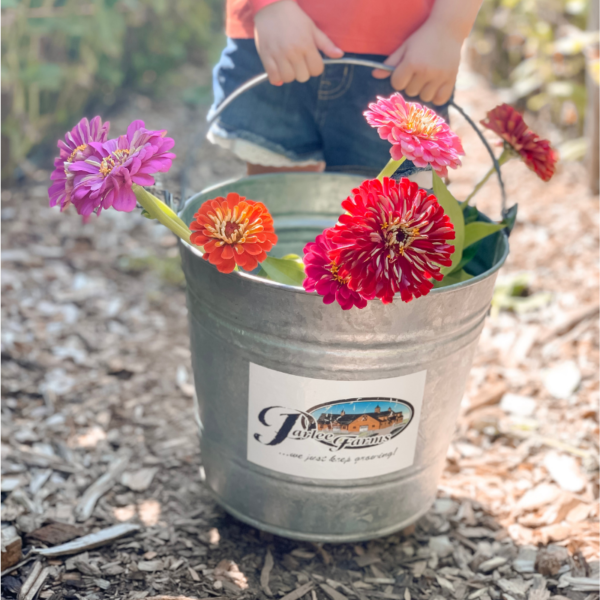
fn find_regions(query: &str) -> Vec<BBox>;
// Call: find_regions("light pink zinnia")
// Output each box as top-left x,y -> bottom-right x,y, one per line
364,93 -> 464,178
303,232 -> 368,310
68,120 -> 175,217
48,116 -> 110,211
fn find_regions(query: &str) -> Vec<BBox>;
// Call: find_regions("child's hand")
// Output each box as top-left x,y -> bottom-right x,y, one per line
372,18 -> 461,106
254,0 -> 344,86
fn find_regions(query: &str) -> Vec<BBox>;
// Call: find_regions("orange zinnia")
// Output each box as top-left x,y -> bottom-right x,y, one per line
190,192 -> 277,274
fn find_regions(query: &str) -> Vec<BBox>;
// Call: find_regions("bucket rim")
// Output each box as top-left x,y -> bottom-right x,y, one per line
180,172 -> 510,297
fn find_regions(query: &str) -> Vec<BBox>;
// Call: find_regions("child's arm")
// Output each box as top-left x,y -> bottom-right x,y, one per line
372,0 -> 483,105
254,0 -> 343,86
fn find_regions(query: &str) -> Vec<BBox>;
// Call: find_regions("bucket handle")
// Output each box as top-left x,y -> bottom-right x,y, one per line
177,58 -> 507,216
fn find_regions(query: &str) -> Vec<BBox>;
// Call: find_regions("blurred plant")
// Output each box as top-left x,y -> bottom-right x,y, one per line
1,0 -> 222,180
470,0 -> 599,149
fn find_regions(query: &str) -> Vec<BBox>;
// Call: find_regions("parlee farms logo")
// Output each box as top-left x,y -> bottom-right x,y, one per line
254,398 -> 414,452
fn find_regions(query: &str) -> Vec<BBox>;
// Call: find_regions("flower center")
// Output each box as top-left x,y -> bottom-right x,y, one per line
329,261 -> 349,284
99,148 -> 131,177
404,105 -> 442,138
224,221 -> 240,239
382,219 -> 423,260
64,144 -> 87,173
205,203 -> 265,246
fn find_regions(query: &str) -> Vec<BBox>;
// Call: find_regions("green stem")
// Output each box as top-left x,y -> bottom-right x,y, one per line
133,185 -> 192,244
377,156 -> 406,181
463,148 -> 512,206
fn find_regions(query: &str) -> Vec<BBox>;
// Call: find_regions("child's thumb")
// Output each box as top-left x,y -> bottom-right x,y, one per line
313,27 -> 344,59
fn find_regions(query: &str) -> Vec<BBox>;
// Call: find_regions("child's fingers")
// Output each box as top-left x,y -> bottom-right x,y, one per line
263,56 -> 283,86
433,83 -> 454,106
276,57 -> 296,83
313,27 -> 344,59
404,72 -> 428,98
373,45 -> 404,78
306,47 -> 325,77
292,56 -> 311,83
418,81 -> 439,103
390,63 -> 414,91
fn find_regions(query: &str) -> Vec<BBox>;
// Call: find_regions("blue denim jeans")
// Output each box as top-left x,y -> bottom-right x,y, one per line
208,38 -> 451,179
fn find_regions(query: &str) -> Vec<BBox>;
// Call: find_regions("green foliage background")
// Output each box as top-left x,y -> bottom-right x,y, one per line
1,0 -> 224,179
470,0 -> 598,145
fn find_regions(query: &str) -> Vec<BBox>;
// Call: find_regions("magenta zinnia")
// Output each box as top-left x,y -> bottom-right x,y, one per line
49,116 -> 110,211
303,232 -> 368,310
327,178 -> 455,304
364,93 -> 464,178
68,120 -> 176,217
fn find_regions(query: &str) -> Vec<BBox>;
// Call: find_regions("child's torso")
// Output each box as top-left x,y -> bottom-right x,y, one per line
226,0 -> 435,56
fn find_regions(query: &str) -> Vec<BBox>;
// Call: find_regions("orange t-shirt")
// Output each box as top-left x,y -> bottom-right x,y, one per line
226,0 -> 435,56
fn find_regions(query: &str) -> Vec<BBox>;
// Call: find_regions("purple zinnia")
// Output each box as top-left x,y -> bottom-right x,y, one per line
68,120 -> 176,217
49,116 -> 110,211
302,231 -> 368,310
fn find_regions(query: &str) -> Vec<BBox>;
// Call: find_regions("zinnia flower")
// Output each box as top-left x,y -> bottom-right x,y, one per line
364,93 -> 464,177
327,178 -> 455,304
48,116 -> 110,211
303,232 -> 368,310
481,104 -> 558,182
190,192 -> 277,274
68,120 -> 175,216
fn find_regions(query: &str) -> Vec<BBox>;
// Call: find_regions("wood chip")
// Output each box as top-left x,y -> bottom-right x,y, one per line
260,549 -> 274,596
74,455 -> 129,521
1,526 -> 22,570
538,303 -> 599,344
34,523 -> 140,557
20,565 -> 50,600
320,583 -> 349,600
120,467 -> 159,492
27,523 -> 83,546
466,382 -> 508,414
279,582 -> 314,600
138,560 -> 165,572
478,556 -> 508,573
355,555 -> 382,567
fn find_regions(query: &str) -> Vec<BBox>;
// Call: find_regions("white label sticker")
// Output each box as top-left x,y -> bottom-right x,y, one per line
247,363 -> 426,480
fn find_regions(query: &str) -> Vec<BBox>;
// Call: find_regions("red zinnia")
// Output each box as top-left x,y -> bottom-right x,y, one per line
190,192 -> 277,274
327,178 -> 455,304
481,104 -> 558,182
303,232 -> 368,310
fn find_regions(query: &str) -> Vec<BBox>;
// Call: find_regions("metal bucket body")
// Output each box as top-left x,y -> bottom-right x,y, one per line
180,172 -> 508,542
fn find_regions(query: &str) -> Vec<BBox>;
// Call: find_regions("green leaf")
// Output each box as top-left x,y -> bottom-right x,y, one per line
463,221 -> 507,249
433,269 -> 474,288
463,204 -> 480,224
502,204 -> 518,234
260,256 -> 305,286
448,242 -> 481,274
432,172 -> 464,275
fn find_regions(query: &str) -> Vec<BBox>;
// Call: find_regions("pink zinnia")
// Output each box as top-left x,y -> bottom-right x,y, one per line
303,232 -> 368,310
48,116 -> 110,211
364,93 -> 464,178
328,178 -> 455,304
68,120 -> 176,217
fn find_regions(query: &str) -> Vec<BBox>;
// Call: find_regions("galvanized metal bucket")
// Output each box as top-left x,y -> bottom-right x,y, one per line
176,60 -> 510,542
